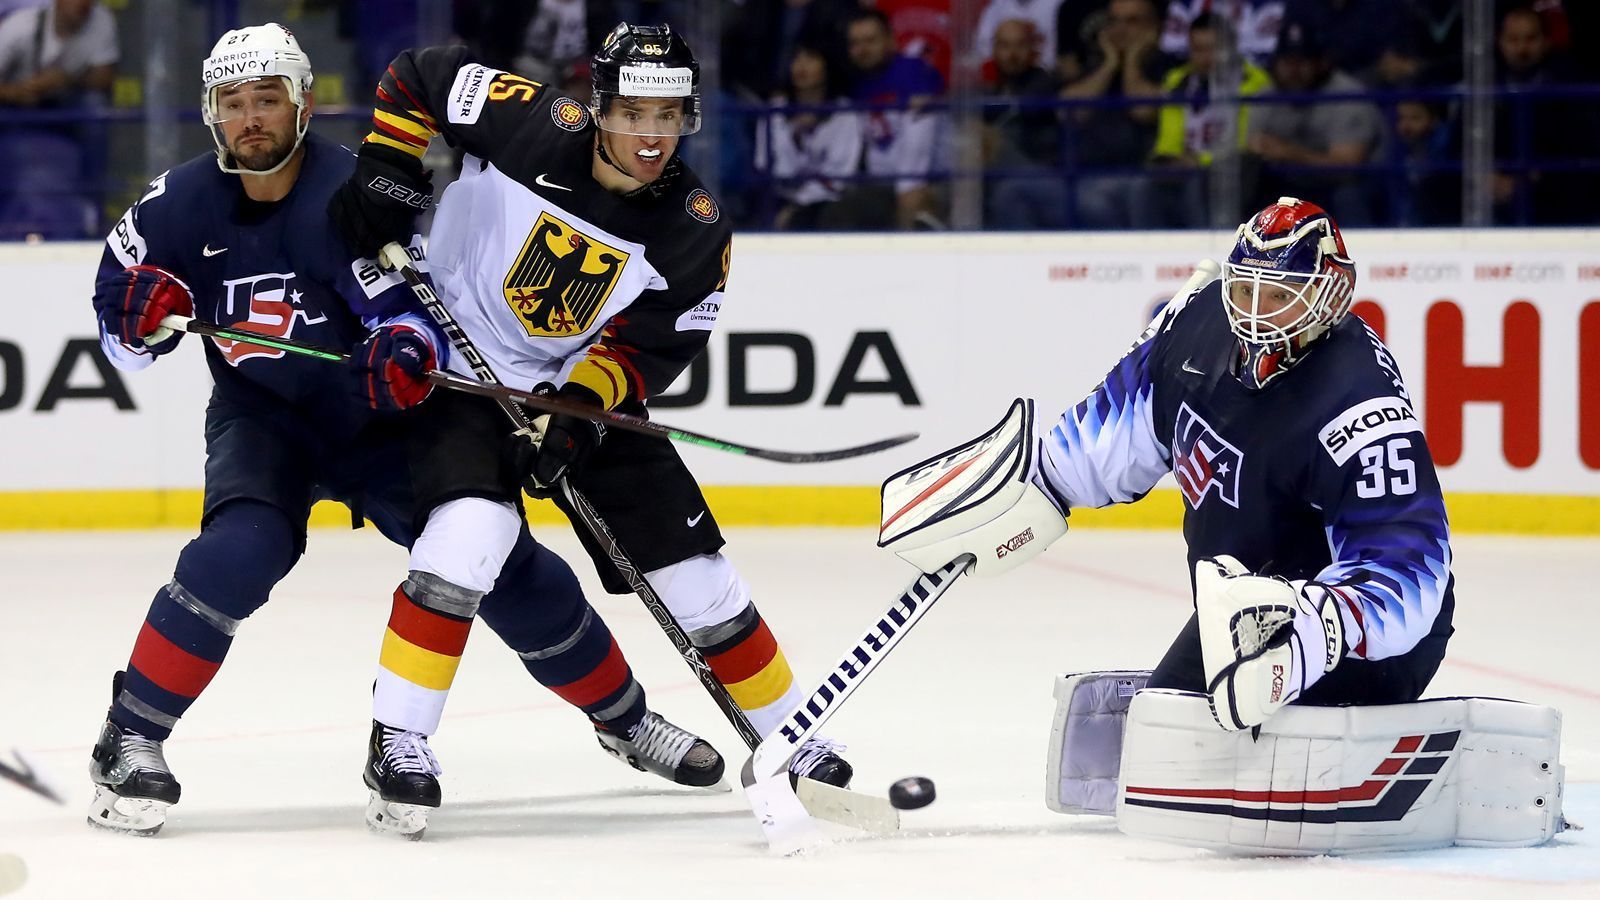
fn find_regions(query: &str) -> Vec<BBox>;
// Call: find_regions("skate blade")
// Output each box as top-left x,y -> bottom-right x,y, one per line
365,791 -> 430,840
86,786 -> 170,836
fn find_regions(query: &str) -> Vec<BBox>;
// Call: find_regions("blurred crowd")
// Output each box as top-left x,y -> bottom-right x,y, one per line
3,0 -> 1599,238
725,0 -> 1600,230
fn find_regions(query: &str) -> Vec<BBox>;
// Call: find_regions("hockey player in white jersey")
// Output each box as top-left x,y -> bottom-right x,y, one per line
880,198 -> 1565,853
329,23 -> 852,793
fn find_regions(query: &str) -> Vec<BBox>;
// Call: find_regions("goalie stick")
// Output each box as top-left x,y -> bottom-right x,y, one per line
741,556 -> 972,853
154,316 -> 915,464
368,244 -> 897,832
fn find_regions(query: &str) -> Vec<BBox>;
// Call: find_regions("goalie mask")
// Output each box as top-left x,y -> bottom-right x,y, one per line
201,23 -> 314,175
590,22 -> 701,137
1222,197 -> 1356,390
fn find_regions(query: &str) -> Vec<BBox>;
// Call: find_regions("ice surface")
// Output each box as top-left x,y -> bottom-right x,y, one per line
2,528 -> 1595,898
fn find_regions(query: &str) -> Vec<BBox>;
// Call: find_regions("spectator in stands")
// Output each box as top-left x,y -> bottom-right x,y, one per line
721,0 -> 857,100
756,44 -> 865,230
1057,0 -> 1110,83
1061,0 -> 1172,228
0,0 -> 115,107
1144,12 -> 1270,227
1392,99 -> 1460,226
0,0 -> 117,240
1246,22 -> 1383,225
1280,0 -> 1400,84
977,0 -> 1067,74
847,8 -> 946,229
1492,3 -> 1595,224
982,18 -> 1067,229
1159,0 -> 1282,65
876,0 -> 953,84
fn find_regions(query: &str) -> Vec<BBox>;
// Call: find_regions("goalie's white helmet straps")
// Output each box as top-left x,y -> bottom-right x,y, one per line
201,23 -> 314,175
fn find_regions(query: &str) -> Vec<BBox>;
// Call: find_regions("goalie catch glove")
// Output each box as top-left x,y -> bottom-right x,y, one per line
1195,556 -> 1346,732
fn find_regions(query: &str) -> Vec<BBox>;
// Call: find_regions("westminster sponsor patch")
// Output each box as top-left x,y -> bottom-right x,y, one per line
550,97 -> 588,131
447,64 -> 501,124
1320,396 -> 1421,466
686,189 -> 719,223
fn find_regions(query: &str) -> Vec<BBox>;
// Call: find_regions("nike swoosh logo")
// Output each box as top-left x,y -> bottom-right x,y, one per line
686,511 -> 705,527
202,244 -> 227,257
535,173 -> 572,192
1181,360 -> 1204,375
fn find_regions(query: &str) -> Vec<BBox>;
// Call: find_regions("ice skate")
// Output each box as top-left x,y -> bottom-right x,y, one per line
362,720 -> 441,840
789,737 -> 852,789
87,718 -> 181,836
594,711 -> 727,789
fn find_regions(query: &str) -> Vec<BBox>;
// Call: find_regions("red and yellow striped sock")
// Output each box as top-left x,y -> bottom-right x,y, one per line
373,582 -> 473,734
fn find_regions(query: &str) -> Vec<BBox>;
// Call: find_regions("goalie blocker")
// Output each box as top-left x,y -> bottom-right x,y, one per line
879,398 -> 1068,577
1046,674 -> 1567,853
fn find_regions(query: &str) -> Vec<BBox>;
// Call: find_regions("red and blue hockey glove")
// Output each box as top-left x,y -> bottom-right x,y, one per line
352,325 -> 436,411
93,264 -> 194,356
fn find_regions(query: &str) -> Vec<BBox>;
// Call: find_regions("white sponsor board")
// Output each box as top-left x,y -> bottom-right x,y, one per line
4,230 -> 1599,494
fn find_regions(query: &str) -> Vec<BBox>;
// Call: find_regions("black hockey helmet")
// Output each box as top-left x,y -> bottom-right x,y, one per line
590,22 -> 701,136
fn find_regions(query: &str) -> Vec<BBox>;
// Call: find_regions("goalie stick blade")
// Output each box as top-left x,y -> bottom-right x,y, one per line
796,779 -> 901,835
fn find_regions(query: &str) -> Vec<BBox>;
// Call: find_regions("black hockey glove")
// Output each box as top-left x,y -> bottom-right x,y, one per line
328,142 -> 433,259
510,384 -> 607,499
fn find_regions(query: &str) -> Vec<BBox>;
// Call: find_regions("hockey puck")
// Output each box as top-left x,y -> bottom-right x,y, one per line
888,776 -> 936,810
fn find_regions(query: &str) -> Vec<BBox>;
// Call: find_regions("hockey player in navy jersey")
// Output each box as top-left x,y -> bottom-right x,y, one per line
886,197 -> 1452,729
86,23 -> 721,838
874,200 -> 1572,855
329,23 -> 853,787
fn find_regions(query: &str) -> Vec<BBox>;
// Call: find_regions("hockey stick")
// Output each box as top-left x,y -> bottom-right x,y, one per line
371,244 -> 897,829
741,555 -> 971,852
156,315 -> 915,464
0,749 -> 63,805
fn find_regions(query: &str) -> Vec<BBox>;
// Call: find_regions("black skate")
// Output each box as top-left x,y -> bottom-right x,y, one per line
789,738 -> 853,789
594,711 -> 727,789
363,720 -> 441,840
87,717 -> 181,836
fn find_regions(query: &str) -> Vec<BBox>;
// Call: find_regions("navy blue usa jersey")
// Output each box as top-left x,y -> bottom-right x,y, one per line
94,132 -> 440,441
1036,278 -> 1453,662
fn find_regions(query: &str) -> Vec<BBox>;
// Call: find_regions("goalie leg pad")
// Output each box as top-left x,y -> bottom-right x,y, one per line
1045,670 -> 1152,815
1115,689 -> 1565,854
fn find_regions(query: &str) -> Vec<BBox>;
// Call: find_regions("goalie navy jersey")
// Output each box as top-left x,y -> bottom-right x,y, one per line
361,46 -> 732,411
94,133 -> 437,441
1036,278 -> 1453,663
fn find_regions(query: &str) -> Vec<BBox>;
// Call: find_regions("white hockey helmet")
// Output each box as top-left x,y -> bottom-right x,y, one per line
201,23 -> 314,175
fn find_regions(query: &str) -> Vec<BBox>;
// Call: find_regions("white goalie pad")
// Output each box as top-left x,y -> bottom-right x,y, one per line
1116,689 -> 1566,855
878,398 -> 1067,577
1045,670 -> 1152,815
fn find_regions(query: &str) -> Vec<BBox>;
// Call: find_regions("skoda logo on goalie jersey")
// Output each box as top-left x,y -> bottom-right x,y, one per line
503,212 -> 629,337
1172,403 -> 1242,509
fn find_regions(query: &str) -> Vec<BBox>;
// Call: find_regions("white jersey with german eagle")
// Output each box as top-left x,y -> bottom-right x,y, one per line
362,46 -> 732,410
